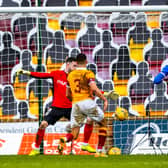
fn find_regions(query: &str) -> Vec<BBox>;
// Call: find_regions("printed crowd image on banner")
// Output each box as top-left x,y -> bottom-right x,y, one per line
0,122 -> 98,155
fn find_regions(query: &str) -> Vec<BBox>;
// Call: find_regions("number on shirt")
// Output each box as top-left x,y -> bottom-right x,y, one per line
74,79 -> 81,93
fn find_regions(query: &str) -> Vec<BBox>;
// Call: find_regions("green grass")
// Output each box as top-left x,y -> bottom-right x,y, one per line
0,155 -> 168,168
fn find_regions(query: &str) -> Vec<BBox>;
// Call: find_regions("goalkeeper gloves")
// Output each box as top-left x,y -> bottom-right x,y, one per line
104,90 -> 119,100
17,69 -> 31,76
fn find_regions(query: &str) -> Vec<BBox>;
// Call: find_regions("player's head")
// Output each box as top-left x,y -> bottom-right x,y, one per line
76,53 -> 87,66
65,57 -> 77,73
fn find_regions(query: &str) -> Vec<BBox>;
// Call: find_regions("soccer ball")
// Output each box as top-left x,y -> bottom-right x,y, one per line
108,147 -> 121,155
115,107 -> 128,121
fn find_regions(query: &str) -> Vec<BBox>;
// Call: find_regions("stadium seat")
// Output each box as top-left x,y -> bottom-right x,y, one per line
131,103 -> 146,116
120,0 -> 130,5
127,12 -> 151,62
18,100 -> 36,119
43,0 -> 65,6
59,0 -> 83,41
160,12 -> 168,43
93,0 -> 118,6
79,0 -> 92,6
43,0 -> 78,31
144,28 -> 168,76
143,0 -> 168,5
26,65 -> 53,117
11,14 -> 37,49
11,49 -> 36,100
93,0 -> 117,30
144,81 -> 168,116
109,12 -> 135,45
0,85 -> 19,119
69,47 -> 81,58
0,0 -> 19,7
27,14 -> 54,64
96,80 -> 117,113
86,63 -> 103,89
0,32 -> 21,84
59,12 -> 85,41
66,0 -> 79,6
118,96 -> 140,116
110,44 -> 136,96
11,0 -> 37,49
128,61 -> 154,108
44,30 -> 70,72
0,32 -> 21,67
76,14 -> 102,61
93,30 -> 118,79
142,0 -> 163,29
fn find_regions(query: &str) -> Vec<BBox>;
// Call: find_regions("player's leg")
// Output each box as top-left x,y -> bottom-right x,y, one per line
95,118 -> 108,157
81,118 -> 96,153
29,107 -> 62,156
58,104 -> 85,154
29,120 -> 48,156
58,108 -> 74,154
86,102 -> 108,157
58,126 -> 80,154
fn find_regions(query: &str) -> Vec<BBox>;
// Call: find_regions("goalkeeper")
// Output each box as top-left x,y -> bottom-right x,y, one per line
18,57 -> 96,155
154,65 -> 168,84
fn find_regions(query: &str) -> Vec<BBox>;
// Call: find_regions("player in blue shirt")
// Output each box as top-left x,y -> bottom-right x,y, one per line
154,65 -> 168,84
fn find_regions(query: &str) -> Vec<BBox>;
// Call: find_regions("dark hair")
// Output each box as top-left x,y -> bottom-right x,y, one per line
76,53 -> 87,64
65,57 -> 76,63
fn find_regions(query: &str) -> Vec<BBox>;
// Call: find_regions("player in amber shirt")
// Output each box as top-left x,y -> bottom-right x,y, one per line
59,53 -> 108,157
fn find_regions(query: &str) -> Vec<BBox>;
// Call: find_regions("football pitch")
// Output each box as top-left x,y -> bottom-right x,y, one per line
0,155 -> 168,168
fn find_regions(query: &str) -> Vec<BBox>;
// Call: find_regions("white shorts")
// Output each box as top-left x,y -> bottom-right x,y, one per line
71,99 -> 104,128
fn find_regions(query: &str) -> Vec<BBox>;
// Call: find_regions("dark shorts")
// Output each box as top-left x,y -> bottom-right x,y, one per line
44,106 -> 72,125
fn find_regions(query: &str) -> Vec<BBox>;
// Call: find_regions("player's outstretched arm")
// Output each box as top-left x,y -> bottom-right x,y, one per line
90,82 -> 108,112
154,65 -> 168,84
17,69 -> 31,76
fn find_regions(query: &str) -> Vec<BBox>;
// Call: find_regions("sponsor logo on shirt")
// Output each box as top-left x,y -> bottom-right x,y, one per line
57,80 -> 67,86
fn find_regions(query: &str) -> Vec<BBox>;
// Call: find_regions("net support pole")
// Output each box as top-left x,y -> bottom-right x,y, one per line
37,0 -> 44,155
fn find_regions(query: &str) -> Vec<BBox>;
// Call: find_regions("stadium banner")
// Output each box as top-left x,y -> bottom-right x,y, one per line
0,122 -> 97,155
113,118 -> 168,154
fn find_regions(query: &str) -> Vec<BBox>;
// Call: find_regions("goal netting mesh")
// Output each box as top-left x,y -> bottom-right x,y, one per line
0,7 -> 168,155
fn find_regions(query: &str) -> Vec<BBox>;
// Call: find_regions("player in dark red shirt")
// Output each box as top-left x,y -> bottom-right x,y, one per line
18,57 -> 96,155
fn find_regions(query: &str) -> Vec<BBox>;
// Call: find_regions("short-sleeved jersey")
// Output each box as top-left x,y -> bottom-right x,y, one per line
67,68 -> 95,103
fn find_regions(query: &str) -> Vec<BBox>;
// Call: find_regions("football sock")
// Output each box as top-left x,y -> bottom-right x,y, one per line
97,127 -> 107,150
66,133 -> 73,142
83,123 -> 93,143
35,128 -> 45,148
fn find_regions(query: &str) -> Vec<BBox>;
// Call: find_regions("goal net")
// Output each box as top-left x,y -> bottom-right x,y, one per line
0,6 -> 168,155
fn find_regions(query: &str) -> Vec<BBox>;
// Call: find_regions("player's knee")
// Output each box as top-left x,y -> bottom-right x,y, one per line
40,120 -> 48,129
86,118 -> 93,125
65,123 -> 72,133
98,118 -> 107,127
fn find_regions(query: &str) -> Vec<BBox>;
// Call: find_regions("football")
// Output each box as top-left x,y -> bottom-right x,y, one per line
115,107 -> 128,121
108,147 -> 121,155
